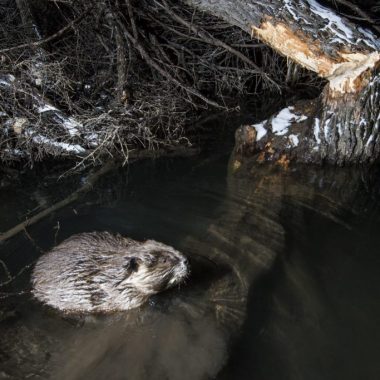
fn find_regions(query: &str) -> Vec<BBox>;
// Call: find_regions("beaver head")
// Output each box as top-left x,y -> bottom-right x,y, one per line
31,232 -> 190,313
115,240 -> 189,294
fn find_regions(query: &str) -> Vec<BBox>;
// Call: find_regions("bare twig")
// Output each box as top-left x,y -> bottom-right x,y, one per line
157,0 -> 280,90
0,10 -> 91,54
333,0 -> 380,33
116,15 -> 224,109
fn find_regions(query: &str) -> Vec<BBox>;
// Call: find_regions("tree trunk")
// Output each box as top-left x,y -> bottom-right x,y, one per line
187,0 -> 380,165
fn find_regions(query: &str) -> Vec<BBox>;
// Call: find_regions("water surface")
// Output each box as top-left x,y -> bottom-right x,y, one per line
0,120 -> 380,379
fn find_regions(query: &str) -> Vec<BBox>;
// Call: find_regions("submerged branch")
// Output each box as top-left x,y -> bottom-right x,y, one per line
0,161 -> 115,243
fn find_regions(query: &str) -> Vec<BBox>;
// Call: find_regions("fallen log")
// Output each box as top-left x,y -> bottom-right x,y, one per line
187,0 -> 380,164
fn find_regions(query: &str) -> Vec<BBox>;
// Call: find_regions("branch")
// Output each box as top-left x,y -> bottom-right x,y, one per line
125,0 -> 139,40
115,14 -> 224,109
0,10 -> 91,54
0,161 -> 115,243
157,0 -> 280,90
333,0 -> 380,34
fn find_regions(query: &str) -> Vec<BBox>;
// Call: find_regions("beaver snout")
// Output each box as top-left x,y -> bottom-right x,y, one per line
180,257 -> 189,270
180,258 -> 189,275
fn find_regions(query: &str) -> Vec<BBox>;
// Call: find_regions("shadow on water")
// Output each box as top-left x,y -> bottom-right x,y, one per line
219,161 -> 380,380
1,113 -> 380,379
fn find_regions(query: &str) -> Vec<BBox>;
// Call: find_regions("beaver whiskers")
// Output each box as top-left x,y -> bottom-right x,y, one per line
31,232 -> 189,313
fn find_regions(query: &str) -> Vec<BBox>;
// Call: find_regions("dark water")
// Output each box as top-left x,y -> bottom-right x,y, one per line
1,121 -> 380,379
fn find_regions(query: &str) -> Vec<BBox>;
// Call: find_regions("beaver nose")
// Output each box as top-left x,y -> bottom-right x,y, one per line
183,258 -> 189,266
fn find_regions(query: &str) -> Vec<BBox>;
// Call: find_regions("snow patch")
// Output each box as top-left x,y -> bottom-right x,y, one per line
366,135 -> 373,147
51,114 -> 82,136
30,134 -> 86,154
85,132 -> 99,147
36,102 -> 82,136
38,104 -> 58,113
306,0 -> 354,45
271,107 -> 308,136
357,27 -> 380,50
251,122 -> 267,141
337,123 -> 343,136
3,148 -> 26,157
313,118 -> 321,145
283,0 -> 300,21
288,134 -> 299,146
0,80 -> 10,87
324,117 -> 332,140
62,117 -> 82,136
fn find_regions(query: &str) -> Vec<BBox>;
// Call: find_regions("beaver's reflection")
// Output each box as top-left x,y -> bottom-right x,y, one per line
53,162 -> 288,380
53,257 -> 234,380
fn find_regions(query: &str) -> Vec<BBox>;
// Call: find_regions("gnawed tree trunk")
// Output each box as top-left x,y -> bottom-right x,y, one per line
187,0 -> 380,165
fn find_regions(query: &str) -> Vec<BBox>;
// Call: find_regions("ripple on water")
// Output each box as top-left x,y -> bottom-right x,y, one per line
1,153 -> 380,380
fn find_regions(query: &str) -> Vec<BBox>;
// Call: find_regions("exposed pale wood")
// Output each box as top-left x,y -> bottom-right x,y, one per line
186,0 -> 380,93
186,0 -> 380,165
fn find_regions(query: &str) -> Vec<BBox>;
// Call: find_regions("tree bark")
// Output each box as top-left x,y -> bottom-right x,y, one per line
187,0 -> 380,164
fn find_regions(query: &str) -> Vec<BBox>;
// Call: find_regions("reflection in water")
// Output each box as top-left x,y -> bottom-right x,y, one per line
55,313 -> 227,380
0,149 -> 380,380
220,156 -> 380,380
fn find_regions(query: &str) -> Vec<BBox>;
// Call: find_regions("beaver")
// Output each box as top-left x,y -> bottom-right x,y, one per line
31,232 -> 189,313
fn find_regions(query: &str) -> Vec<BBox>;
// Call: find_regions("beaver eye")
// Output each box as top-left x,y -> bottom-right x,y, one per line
151,251 -> 167,263
159,256 -> 168,264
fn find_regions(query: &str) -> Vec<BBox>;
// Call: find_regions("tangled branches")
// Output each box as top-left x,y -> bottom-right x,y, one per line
0,0 -> 321,168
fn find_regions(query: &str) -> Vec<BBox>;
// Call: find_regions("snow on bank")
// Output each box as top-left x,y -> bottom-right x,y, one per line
251,121 -> 267,141
306,0 -> 353,44
84,132 -> 99,147
283,0 -> 379,49
55,116 -> 82,137
313,118 -> 321,145
37,102 -> 82,137
28,133 -> 86,154
288,134 -> 300,146
0,74 -> 15,87
250,107 -> 307,141
283,0 -> 305,23
3,148 -> 27,158
37,104 -> 58,113
271,107 -> 307,136
0,73 -> 85,139
306,0 -> 379,49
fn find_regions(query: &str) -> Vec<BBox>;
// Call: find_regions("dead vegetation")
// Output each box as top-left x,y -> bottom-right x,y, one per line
0,0 -> 325,169
2,0 -> 377,168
